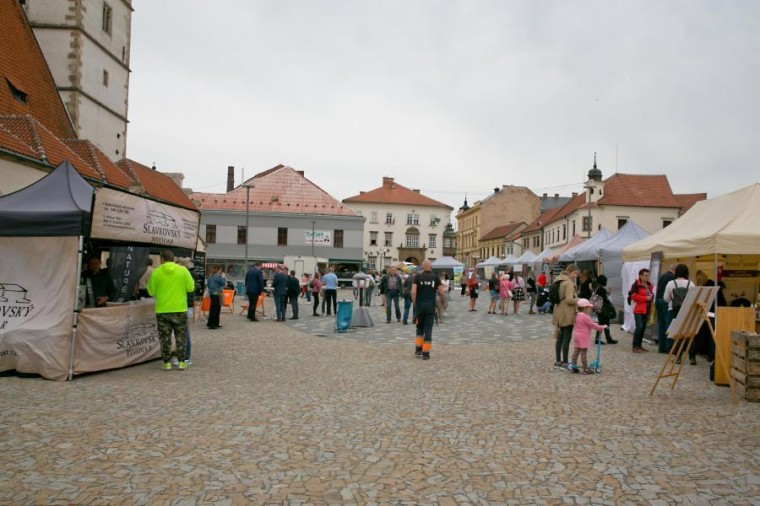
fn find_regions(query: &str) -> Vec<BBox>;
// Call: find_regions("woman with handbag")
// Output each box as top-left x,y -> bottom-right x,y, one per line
593,275 -> 618,344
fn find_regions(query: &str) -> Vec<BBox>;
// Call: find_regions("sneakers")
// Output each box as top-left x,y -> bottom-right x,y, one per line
171,357 -> 179,367
177,361 -> 187,370
186,359 -> 192,365
554,361 -> 567,370
161,361 -> 172,371
422,353 -> 430,360
415,347 -> 422,357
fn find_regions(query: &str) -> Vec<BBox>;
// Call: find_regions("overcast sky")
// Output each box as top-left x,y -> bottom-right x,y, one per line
127,1 -> 760,213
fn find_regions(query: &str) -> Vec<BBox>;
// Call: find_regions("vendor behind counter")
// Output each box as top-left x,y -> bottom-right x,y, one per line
81,256 -> 116,307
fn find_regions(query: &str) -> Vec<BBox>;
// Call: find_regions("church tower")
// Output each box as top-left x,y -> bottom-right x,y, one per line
23,0 -> 133,160
585,153 -> 604,204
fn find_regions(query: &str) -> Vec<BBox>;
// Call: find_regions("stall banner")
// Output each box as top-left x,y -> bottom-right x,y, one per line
305,230 -> 331,246
0,236 -> 79,380
74,302 -> 161,374
110,245 -> 151,303
90,188 -> 199,249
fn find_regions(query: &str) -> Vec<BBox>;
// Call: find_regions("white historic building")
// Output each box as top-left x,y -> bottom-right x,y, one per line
343,177 -> 454,269
24,0 -> 133,160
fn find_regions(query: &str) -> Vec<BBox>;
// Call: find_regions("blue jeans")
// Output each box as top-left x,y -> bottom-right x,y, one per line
633,313 -> 648,349
386,290 -> 401,321
274,293 -> 287,320
403,297 -> 413,323
655,299 -> 671,353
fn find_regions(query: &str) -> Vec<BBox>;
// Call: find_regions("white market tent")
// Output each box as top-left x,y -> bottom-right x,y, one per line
498,254 -> 520,266
622,183 -> 760,261
514,250 -> 538,264
431,256 -> 464,269
558,228 -> 613,262
476,256 -> 503,268
534,247 -> 554,263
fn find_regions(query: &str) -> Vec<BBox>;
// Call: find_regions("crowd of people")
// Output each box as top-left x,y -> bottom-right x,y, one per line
130,251 -> 732,373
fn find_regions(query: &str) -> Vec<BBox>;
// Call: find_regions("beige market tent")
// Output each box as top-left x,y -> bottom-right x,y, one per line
622,183 -> 760,261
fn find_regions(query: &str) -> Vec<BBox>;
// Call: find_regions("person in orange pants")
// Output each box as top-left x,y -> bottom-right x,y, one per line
411,260 -> 447,360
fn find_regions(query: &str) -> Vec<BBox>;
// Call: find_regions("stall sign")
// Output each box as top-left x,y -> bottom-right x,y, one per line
90,188 -> 199,249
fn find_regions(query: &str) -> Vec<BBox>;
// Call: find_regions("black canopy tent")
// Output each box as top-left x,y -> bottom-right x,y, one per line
0,160 -> 92,237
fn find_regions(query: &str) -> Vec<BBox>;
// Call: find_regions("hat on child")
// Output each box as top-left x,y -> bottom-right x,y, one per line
577,298 -> 593,308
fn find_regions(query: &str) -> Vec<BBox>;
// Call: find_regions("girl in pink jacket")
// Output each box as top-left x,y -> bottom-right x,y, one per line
571,299 -> 607,374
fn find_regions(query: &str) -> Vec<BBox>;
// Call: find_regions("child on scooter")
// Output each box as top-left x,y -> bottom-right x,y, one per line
570,298 -> 608,374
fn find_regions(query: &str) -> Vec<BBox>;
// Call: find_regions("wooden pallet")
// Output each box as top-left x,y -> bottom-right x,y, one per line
731,330 -> 760,402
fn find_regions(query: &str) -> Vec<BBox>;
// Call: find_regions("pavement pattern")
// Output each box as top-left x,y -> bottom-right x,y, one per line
1,289 -> 759,505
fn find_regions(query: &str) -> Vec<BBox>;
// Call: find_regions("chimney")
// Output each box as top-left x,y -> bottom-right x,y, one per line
542,193 -> 547,198
572,192 -> 578,197
382,176 -> 394,187
412,189 -> 420,193
554,193 -> 559,198
296,170 -> 304,176
360,191 -> 366,194
227,166 -> 235,192
494,187 -> 499,194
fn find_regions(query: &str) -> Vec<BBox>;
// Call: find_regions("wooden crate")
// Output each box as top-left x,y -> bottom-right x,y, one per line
731,330 -> 760,402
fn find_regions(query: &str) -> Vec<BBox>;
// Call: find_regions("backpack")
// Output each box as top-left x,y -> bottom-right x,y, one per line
671,280 -> 690,313
548,280 -> 563,305
589,290 -> 604,313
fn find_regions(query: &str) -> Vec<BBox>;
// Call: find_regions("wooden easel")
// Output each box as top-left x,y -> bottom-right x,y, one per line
650,286 -> 737,401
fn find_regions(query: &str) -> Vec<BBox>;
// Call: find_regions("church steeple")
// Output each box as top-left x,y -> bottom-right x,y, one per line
588,152 -> 603,182
459,196 -> 470,211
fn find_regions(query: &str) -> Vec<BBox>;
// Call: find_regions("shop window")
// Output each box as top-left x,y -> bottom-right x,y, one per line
334,229 -> 344,248
205,225 -> 216,244
237,226 -> 247,245
277,227 -> 288,246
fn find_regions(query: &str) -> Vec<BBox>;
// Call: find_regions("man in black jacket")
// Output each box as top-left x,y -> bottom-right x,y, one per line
287,270 -> 300,319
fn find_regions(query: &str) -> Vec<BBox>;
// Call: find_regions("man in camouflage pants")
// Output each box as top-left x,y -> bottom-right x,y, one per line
147,250 -> 195,371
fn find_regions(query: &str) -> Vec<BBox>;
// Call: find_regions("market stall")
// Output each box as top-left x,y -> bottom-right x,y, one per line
622,183 -> 760,384
0,161 -> 200,380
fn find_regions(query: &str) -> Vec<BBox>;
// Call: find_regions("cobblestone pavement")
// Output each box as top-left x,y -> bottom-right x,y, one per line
2,291 -> 759,505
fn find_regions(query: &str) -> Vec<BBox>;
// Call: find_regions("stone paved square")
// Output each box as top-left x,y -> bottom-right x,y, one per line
1,292 -> 759,505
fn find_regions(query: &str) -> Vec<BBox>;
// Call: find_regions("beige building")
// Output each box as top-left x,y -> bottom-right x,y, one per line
343,177 -> 454,269
455,186 -> 542,267
24,0 -> 133,160
479,222 -> 528,260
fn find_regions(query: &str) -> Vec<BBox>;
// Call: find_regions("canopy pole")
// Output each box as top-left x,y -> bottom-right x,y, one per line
67,235 -> 84,381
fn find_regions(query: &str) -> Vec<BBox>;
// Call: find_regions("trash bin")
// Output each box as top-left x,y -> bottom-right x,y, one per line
336,299 -> 353,333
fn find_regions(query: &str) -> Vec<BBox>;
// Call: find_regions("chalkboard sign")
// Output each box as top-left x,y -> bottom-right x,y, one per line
193,251 -> 206,296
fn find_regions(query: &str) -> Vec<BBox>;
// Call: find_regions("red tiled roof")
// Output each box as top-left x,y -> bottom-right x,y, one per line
65,139 -> 135,189
0,122 -> 37,159
0,115 -> 100,180
192,165 -> 358,217
0,1 -> 76,140
598,173 -> 680,208
480,222 -> 525,241
544,193 -> 586,223
118,159 -> 198,211
674,193 -> 707,214
343,177 -> 453,210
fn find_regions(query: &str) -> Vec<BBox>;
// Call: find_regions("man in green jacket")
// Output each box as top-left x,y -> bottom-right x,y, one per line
147,250 -> 195,371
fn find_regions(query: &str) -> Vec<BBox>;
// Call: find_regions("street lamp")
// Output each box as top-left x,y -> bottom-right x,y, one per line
244,183 -> 253,267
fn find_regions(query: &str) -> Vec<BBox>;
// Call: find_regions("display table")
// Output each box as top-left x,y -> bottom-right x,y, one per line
74,301 -> 161,375
714,307 -> 755,386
